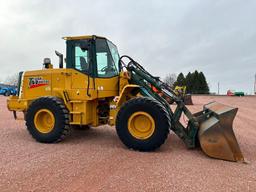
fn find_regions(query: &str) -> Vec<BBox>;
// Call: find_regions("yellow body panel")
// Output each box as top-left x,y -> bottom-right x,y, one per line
7,96 -> 28,111
119,71 -> 130,94
20,69 -> 98,101
7,67 -> 135,127
95,76 -> 119,98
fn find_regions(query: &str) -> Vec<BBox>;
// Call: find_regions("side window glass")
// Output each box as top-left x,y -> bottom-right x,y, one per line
96,52 -> 108,76
96,39 -> 118,77
75,46 -> 89,73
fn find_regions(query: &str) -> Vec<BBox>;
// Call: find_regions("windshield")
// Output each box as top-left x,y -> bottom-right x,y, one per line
107,40 -> 120,72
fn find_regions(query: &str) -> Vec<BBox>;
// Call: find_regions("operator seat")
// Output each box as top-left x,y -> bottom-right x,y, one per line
80,57 -> 89,73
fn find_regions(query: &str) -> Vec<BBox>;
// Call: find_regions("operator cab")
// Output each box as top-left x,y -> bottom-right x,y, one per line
63,35 -> 120,78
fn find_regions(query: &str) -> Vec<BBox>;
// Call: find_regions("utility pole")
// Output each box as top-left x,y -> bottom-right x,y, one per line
218,82 -> 220,95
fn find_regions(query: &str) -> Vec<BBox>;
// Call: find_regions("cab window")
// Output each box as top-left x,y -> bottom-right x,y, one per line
74,46 -> 89,73
96,39 -> 119,78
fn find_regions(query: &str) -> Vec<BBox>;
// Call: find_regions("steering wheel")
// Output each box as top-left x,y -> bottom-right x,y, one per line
100,66 -> 108,72
100,65 -> 115,72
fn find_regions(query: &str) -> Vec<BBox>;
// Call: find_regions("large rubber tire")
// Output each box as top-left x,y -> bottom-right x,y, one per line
26,97 -> 70,143
116,97 -> 170,151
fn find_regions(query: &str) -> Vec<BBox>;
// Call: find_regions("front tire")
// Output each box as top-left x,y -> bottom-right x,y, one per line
116,97 -> 170,151
26,97 -> 70,143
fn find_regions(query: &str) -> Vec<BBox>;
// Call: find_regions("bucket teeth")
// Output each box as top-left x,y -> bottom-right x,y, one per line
198,102 -> 244,162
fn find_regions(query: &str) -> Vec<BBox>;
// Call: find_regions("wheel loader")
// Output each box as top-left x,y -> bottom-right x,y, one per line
7,35 -> 244,162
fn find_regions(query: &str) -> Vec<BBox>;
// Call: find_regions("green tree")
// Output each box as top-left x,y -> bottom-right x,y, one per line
185,70 -> 209,94
198,72 -> 209,94
192,70 -> 200,94
185,72 -> 193,93
174,70 -> 209,94
174,72 -> 186,87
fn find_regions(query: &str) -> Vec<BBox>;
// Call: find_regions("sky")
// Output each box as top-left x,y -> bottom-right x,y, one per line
0,0 -> 255,94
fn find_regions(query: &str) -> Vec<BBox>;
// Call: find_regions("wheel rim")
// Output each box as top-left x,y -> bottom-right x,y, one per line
34,109 -> 55,133
128,111 -> 155,140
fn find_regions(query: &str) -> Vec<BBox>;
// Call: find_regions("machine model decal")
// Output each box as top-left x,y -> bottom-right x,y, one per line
28,77 -> 49,89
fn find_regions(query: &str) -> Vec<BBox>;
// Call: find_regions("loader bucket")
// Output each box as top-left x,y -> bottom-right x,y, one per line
197,102 -> 244,162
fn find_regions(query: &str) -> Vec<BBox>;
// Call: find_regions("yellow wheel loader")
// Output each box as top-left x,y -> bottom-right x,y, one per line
7,35 -> 244,162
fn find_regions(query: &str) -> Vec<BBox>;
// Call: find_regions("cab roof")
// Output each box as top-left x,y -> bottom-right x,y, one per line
62,35 -> 106,40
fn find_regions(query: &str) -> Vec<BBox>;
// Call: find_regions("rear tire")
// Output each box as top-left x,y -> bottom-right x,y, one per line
116,97 -> 170,151
26,97 -> 70,143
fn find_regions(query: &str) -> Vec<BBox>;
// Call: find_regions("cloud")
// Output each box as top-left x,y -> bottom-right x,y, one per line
0,0 -> 255,93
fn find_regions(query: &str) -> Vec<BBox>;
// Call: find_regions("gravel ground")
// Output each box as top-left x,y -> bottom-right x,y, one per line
0,95 -> 255,192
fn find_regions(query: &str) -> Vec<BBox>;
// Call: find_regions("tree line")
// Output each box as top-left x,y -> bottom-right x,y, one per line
164,70 -> 209,94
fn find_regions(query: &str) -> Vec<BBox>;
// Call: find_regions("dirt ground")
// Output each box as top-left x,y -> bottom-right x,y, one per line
0,95 -> 255,192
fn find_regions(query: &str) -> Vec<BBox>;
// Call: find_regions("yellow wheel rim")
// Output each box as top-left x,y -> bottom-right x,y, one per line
128,111 -> 155,140
34,109 -> 55,133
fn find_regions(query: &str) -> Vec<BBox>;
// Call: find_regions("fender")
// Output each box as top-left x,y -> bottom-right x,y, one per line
116,84 -> 140,107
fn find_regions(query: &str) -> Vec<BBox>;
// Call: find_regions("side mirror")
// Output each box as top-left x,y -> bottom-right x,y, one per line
55,50 -> 63,68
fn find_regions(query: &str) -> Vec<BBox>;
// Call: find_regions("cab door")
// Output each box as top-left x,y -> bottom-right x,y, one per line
69,40 -> 97,100
94,38 -> 120,98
